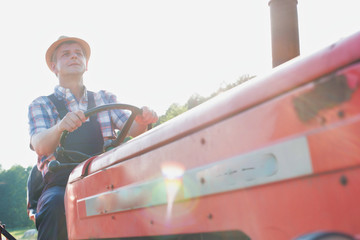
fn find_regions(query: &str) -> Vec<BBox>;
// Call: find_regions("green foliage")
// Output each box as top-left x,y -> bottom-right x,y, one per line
0,165 -> 34,229
208,74 -> 256,99
186,93 -> 207,110
155,74 -> 255,125
155,103 -> 187,126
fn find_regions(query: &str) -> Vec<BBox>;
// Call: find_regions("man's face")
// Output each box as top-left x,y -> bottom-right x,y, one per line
51,42 -> 87,77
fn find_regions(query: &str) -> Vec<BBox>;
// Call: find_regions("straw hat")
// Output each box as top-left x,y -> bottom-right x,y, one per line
45,36 -> 91,70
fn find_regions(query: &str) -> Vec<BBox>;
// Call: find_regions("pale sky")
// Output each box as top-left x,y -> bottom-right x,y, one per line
0,0 -> 359,170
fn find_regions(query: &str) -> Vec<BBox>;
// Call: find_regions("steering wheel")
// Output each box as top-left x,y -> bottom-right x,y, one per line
49,104 -> 142,172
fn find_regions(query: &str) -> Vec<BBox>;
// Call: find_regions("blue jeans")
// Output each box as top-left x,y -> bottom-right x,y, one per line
36,186 -> 67,240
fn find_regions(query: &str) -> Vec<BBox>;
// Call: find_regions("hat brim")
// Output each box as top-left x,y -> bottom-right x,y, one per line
45,37 -> 91,71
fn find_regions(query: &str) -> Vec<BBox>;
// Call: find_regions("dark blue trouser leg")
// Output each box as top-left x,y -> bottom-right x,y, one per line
36,186 -> 68,240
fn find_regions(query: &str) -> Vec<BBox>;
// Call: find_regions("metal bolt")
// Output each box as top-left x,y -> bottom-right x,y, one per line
318,116 -> 326,125
338,110 -> 345,118
340,175 -> 348,186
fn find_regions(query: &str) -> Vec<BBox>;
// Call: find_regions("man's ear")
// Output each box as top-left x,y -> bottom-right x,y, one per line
50,62 -> 59,77
50,62 -> 58,75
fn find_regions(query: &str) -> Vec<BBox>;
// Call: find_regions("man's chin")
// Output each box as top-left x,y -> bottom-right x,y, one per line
62,70 -> 86,77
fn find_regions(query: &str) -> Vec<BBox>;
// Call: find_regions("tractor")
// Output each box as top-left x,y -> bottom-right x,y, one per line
62,29 -> 360,239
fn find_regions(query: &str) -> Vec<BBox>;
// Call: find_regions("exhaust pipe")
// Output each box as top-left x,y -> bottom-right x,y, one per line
269,0 -> 300,67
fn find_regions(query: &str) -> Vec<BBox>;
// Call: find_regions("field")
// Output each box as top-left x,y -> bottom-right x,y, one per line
7,227 -> 37,240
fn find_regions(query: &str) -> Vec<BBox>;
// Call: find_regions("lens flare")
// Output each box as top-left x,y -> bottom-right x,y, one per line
161,162 -> 185,220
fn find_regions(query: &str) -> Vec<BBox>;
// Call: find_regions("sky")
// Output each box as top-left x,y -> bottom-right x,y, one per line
0,0 -> 359,170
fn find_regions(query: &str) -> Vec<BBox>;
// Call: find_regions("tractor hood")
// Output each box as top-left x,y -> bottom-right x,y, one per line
68,31 -> 360,183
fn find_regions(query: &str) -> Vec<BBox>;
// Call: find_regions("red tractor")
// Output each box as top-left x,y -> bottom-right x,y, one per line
59,2 -> 360,239
61,29 -> 360,240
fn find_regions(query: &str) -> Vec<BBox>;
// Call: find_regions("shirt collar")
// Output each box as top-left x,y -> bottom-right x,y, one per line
54,85 -> 88,103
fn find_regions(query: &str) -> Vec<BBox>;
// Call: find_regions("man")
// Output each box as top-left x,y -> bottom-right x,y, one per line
28,36 -> 158,240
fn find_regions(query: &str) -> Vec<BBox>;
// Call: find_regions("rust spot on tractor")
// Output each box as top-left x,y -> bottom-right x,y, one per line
293,74 -> 353,122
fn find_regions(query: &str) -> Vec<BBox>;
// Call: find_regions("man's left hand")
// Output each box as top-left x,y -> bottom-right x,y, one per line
135,106 -> 158,125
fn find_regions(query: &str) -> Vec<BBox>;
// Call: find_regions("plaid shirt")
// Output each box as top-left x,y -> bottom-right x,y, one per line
28,85 -> 130,176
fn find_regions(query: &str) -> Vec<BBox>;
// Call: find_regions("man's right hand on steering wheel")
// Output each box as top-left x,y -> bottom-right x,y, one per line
57,110 -> 87,133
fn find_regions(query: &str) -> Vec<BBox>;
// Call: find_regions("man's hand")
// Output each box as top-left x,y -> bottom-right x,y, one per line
28,209 -> 36,223
31,110 -> 87,156
129,107 -> 158,137
57,110 -> 87,133
135,107 -> 158,126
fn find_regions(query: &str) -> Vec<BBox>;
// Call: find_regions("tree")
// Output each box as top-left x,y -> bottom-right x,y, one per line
0,165 -> 33,228
155,74 -> 255,125
154,103 -> 187,126
186,93 -> 206,110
